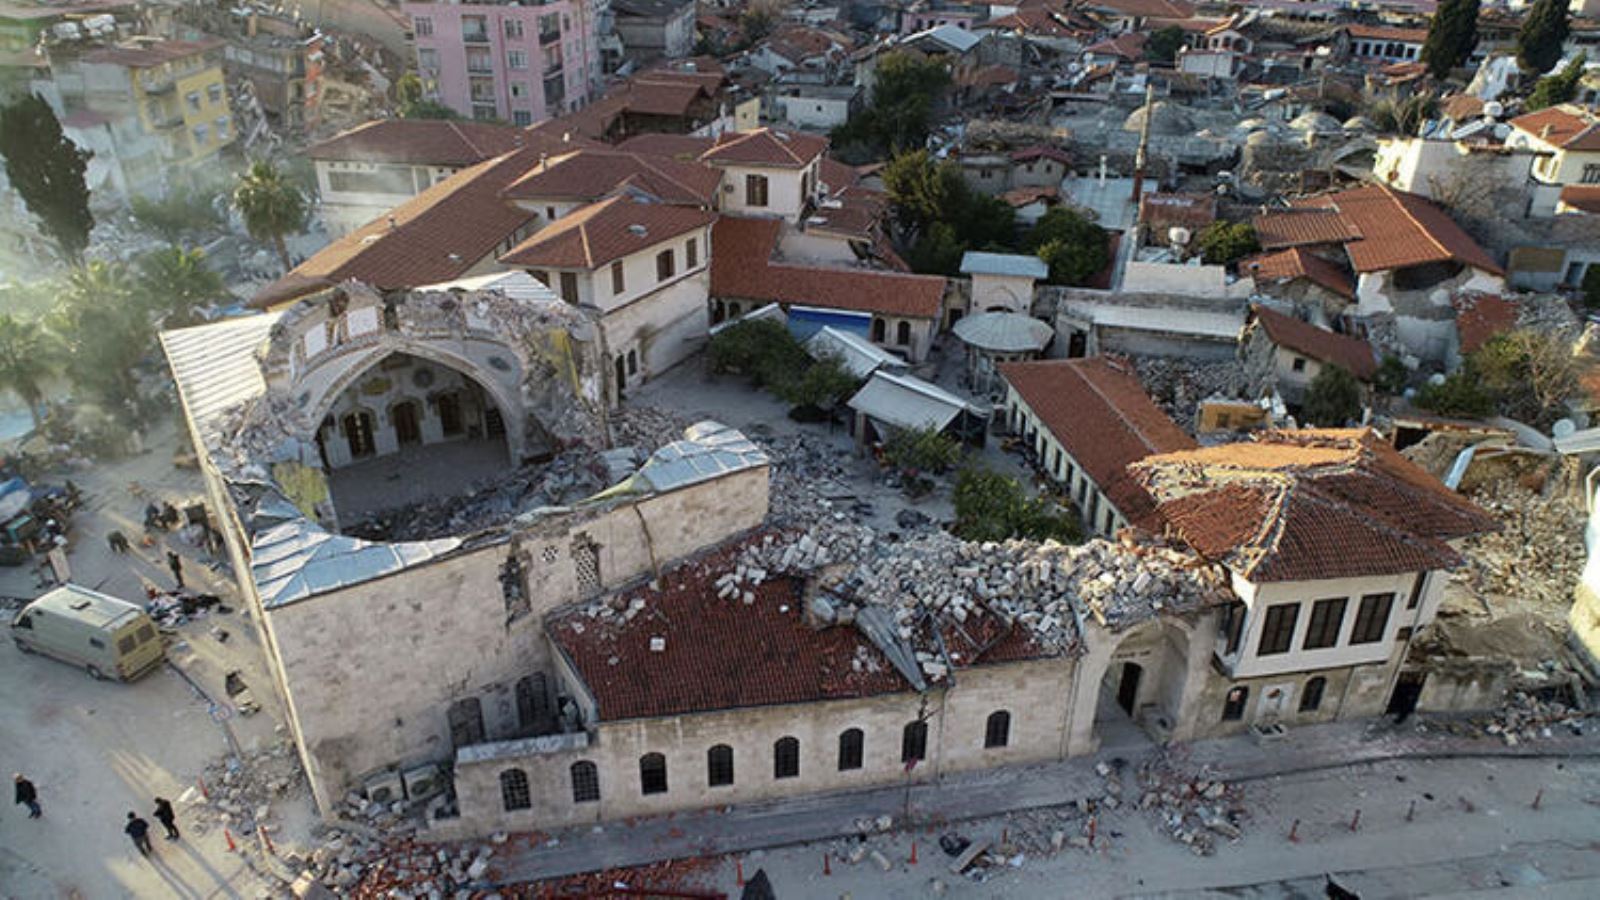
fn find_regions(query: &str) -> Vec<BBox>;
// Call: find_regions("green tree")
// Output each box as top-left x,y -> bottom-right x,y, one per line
831,51 -> 950,158
1145,26 -> 1185,64
135,245 -> 226,327
1516,0 -> 1570,74
907,222 -> 965,276
1526,54 -> 1587,111
1470,329 -> 1580,427
882,151 -> 1017,273
1583,264 -> 1600,311
883,425 -> 963,474
0,314 -> 56,429
1368,92 -> 1441,136
1196,221 -> 1260,265
396,73 -> 459,120
0,94 -> 94,263
1374,354 -> 1410,395
1300,364 -> 1363,426
50,261 -> 151,412
130,182 -> 226,243
1421,0 -> 1481,79
883,150 -> 965,233
707,317 -> 809,388
1027,208 -> 1108,285
233,160 -> 309,272
773,354 -> 860,413
952,466 -> 1082,543
1416,371 -> 1496,418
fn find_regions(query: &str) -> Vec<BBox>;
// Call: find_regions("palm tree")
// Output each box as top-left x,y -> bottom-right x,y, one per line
136,245 -> 226,327
232,160 -> 307,272
51,261 -> 150,412
0,314 -> 54,428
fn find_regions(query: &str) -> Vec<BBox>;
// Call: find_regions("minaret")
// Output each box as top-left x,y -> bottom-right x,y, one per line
1132,81 -> 1155,210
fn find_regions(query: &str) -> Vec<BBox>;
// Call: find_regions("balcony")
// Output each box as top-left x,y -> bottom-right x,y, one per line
539,28 -> 560,46
149,109 -> 185,129
462,28 -> 490,44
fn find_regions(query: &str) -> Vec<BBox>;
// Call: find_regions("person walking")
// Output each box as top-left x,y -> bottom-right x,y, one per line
13,773 -> 40,818
125,811 -> 153,856
107,531 -> 130,554
166,550 -> 184,589
152,797 -> 179,840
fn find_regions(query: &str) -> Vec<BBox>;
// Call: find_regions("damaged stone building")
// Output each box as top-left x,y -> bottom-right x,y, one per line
164,280 -> 1505,838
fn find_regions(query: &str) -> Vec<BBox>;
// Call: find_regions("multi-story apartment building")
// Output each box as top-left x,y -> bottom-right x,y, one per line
403,0 -> 601,124
48,36 -> 234,172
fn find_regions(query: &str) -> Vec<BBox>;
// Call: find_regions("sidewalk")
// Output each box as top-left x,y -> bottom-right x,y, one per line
489,718 -> 1600,885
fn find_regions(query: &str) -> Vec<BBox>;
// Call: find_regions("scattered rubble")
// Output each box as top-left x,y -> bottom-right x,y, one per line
1132,358 -> 1247,432
1132,754 -> 1248,856
1457,480 -> 1585,614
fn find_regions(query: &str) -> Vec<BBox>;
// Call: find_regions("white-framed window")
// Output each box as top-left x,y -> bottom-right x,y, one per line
513,110 -> 532,125
508,50 -> 528,70
186,91 -> 201,111
510,81 -> 527,98
418,48 -> 439,72
414,16 -> 433,37
505,18 -> 524,40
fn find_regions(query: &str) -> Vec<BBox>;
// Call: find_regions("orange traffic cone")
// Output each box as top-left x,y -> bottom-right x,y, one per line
224,828 -> 237,852
736,858 -> 745,886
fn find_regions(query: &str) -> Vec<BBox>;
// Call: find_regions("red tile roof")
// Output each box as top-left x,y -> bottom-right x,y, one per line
1139,192 -> 1217,232
1441,94 -> 1486,123
499,148 -> 721,205
1560,184 -> 1600,214
1085,31 -> 1147,60
711,216 -> 946,318
1294,185 -> 1503,276
252,149 -> 540,308
1248,305 -> 1377,379
307,120 -> 536,167
615,133 -> 718,160
1451,293 -> 1517,355
550,554 -> 910,721
703,128 -> 828,168
1011,145 -> 1072,165
1242,248 -> 1355,300
1131,429 -> 1499,583
1087,0 -> 1196,19
1344,23 -> 1429,43
79,37 -> 223,68
998,357 -> 1196,529
818,157 -> 860,192
1002,186 -> 1061,207
1509,106 -> 1600,150
499,196 -> 715,270
1253,208 -> 1362,249
980,8 -> 1087,37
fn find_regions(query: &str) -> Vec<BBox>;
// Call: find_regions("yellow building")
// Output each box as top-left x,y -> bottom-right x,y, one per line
64,36 -> 234,169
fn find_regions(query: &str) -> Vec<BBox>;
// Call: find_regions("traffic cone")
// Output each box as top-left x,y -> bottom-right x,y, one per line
909,840 -> 918,865
224,828 -> 237,852
823,853 -> 832,876
736,858 -> 745,887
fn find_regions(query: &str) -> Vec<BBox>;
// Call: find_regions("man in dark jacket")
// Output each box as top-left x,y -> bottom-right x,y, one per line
13,773 -> 40,818
125,811 -> 153,856
152,797 -> 179,840
166,550 -> 184,589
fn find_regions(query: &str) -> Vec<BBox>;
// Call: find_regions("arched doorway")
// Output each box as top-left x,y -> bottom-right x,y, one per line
1115,661 -> 1142,716
391,400 -> 422,446
342,411 -> 376,459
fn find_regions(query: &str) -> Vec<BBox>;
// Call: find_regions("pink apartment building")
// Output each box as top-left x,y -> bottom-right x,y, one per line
404,0 -> 602,124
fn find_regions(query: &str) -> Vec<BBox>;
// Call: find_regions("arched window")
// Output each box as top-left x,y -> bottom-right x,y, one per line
499,768 -> 530,811
984,710 -> 1011,749
707,744 -> 735,787
901,720 -> 928,764
1222,686 -> 1249,722
774,736 -> 800,779
448,697 -> 485,748
1299,676 -> 1326,713
515,674 -> 549,732
871,317 -> 886,342
838,728 -> 864,771
896,320 -> 911,346
570,760 -> 600,803
639,752 -> 668,795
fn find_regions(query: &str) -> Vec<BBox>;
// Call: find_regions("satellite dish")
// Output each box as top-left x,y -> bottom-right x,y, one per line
1428,373 -> 1447,386
1484,100 -> 1504,119
1492,124 -> 1511,140
1168,226 -> 1191,245
1553,418 -> 1578,439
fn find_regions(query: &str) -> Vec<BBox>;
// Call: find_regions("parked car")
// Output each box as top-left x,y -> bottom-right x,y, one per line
10,584 -> 165,681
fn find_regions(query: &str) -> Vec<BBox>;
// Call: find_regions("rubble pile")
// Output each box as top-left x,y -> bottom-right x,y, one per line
1516,292 -> 1582,338
344,450 -> 607,542
1132,358 -> 1246,431
527,855 -> 722,897
1458,480 -> 1585,612
610,405 -> 697,453
187,740 -> 308,857
1132,756 -> 1247,856
1427,687 -> 1590,745
348,837 -> 500,898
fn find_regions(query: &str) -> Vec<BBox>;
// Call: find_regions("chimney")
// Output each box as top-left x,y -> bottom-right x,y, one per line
1132,82 -> 1154,207
387,215 -> 397,231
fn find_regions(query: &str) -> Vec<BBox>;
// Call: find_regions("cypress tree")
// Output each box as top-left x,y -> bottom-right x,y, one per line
0,94 -> 93,263
1516,0 -> 1570,75
1421,0 -> 1482,80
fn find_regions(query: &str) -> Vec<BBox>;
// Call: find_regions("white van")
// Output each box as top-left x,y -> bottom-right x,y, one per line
10,584 -> 165,681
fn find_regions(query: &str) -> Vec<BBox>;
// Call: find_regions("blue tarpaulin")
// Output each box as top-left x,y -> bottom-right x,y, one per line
785,305 -> 872,343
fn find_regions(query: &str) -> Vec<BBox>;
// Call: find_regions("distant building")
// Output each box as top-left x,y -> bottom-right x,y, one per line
404,0 -> 601,124
611,0 -> 694,66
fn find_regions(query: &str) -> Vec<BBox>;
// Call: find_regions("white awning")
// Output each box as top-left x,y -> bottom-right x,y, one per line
847,371 -> 986,433
805,326 -> 906,379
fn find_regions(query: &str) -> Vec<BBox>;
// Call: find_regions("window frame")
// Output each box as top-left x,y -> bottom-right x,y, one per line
774,736 -> 799,779
901,720 -> 928,764
639,752 -> 668,795
1299,676 -> 1326,713
838,728 -> 864,771
1256,602 -> 1299,656
984,710 -> 1010,749
686,237 -> 698,269
1350,592 -> 1394,644
611,260 -> 625,294
746,173 -> 769,207
499,768 -> 531,811
707,744 -> 734,787
1301,597 -> 1347,650
656,249 -> 676,282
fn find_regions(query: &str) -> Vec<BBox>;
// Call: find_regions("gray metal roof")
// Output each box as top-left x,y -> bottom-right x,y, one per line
907,23 -> 981,54
634,421 -> 770,493
804,326 -> 905,379
952,311 -> 1055,353
251,519 -> 462,609
960,251 -> 1049,280
160,313 -> 281,454
847,371 -> 983,433
415,270 -> 563,303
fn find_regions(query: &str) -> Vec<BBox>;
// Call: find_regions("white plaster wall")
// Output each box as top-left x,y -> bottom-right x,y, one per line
717,161 -> 815,222
777,230 -> 861,265
970,273 -> 1036,314
782,96 -> 853,130
1120,261 -> 1233,298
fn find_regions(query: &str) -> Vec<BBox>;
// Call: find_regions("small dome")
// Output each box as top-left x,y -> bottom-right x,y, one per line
1289,111 -> 1342,133
1123,101 -> 1195,136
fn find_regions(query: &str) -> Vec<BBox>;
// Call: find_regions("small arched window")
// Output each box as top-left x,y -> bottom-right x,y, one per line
902,720 -> 928,764
1300,676 -> 1326,713
871,317 -> 887,342
838,728 -> 864,771
896,320 -> 912,346
570,760 -> 599,803
984,710 -> 1011,749
499,768 -> 531,811
774,736 -> 800,779
640,752 -> 668,795
708,744 -> 735,787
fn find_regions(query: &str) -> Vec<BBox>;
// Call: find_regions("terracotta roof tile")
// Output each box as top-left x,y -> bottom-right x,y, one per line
1253,208 -> 1362,249
307,120 -> 535,166
703,128 -> 828,168
614,133 -> 718,160
1451,292 -> 1517,355
1242,248 -> 1355,300
711,217 -> 946,318
500,148 -> 721,205
1343,23 -> 1429,43
1139,192 -> 1217,232
819,157 -> 860,192
998,357 -> 1196,529
1131,429 -> 1499,583
1011,145 -> 1072,165
549,543 -> 910,720
1294,185 -> 1502,276
1508,105 -> 1600,151
499,196 -> 715,270
1248,305 -> 1376,378
1088,0 -> 1196,19
1559,184 -> 1600,214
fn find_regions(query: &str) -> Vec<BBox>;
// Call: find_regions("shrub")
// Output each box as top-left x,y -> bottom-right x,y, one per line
952,466 -> 1083,544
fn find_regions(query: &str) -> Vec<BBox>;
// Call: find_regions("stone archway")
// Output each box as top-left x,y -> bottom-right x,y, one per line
1068,616 -> 1203,756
